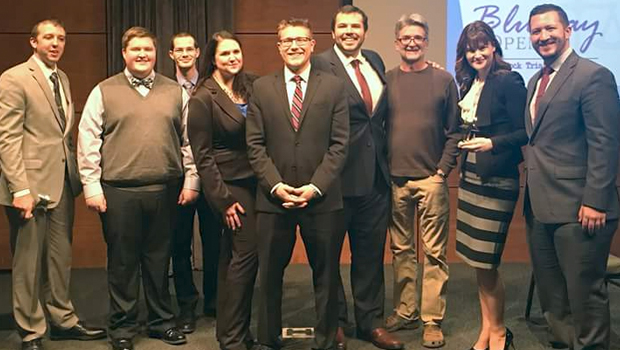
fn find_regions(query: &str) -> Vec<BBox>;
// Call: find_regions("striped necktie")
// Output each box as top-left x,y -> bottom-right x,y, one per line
49,72 -> 66,131
291,75 -> 303,131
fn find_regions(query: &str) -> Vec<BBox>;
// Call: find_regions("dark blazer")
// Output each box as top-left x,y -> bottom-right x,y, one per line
188,78 -> 255,213
312,48 -> 390,197
246,67 -> 349,214
460,70 -> 527,179
524,51 -> 620,223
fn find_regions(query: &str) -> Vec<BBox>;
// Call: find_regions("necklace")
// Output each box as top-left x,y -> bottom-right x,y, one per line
213,76 -> 244,104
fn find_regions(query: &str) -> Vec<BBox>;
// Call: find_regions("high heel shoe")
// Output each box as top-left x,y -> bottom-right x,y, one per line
503,328 -> 515,350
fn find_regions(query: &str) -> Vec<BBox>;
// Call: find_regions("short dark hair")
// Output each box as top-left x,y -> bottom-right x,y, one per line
276,18 -> 313,39
169,32 -> 197,51
30,19 -> 65,39
122,26 -> 157,50
529,4 -> 570,28
331,5 -> 368,31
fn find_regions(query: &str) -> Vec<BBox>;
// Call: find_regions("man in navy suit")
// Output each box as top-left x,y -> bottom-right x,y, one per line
524,4 -> 620,350
313,5 -> 402,350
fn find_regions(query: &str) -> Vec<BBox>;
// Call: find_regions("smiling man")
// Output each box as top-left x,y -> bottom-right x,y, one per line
78,26 -> 200,350
246,18 -> 349,350
524,4 -> 620,350
385,13 -> 460,349
0,18 -> 106,350
312,5 -> 401,350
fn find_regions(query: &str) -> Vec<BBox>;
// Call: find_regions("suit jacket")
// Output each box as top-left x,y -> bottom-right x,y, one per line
246,67 -> 349,214
461,71 -> 527,179
188,78 -> 255,213
313,48 -> 390,197
0,56 -> 81,208
524,51 -> 620,223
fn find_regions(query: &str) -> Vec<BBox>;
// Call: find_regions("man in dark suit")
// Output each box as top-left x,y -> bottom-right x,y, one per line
524,4 -> 620,350
312,5 -> 402,350
246,18 -> 349,350
0,19 -> 105,350
168,32 -> 220,333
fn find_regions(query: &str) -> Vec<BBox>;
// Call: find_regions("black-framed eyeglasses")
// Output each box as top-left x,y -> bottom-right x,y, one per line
278,37 -> 312,48
397,35 -> 427,46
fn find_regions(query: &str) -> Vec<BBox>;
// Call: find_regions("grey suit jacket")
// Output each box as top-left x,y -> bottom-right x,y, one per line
524,51 -> 620,223
246,67 -> 349,214
0,56 -> 81,209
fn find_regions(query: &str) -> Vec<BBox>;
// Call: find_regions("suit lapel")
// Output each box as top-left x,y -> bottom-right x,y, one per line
58,69 -> 72,134
474,77 -> 494,127
525,70 -> 540,136
206,79 -> 245,125
299,68 -> 321,128
272,71 -> 296,132
327,48 -> 366,111
531,52 -> 579,140
28,58 -> 65,132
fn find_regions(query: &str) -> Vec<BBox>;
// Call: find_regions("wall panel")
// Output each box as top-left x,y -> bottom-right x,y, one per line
234,0 -> 339,33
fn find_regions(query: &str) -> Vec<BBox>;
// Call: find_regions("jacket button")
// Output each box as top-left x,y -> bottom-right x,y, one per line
367,142 -> 372,147
292,166 -> 297,170
295,142 -> 300,147
61,158 -> 65,163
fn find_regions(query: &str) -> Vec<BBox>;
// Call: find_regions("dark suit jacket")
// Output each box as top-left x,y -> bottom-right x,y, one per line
0,56 -> 81,208
188,78 -> 255,213
246,67 -> 349,214
312,48 -> 390,197
461,71 -> 527,179
524,51 -> 620,223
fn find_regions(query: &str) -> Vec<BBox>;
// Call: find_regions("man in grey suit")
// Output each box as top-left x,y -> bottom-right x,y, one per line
0,19 -> 105,350
525,5 -> 620,350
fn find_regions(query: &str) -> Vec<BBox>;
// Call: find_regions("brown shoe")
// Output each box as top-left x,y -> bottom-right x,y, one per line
385,313 -> 420,332
335,327 -> 347,350
360,328 -> 404,350
422,324 -> 445,348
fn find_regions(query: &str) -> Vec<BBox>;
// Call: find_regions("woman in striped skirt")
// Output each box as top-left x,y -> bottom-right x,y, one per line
454,21 -> 527,350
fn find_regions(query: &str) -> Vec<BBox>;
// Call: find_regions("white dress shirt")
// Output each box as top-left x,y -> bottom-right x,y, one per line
333,44 -> 384,113
78,68 -> 199,199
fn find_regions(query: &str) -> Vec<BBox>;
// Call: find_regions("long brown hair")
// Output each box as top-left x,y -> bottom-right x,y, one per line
455,21 -> 511,95
197,30 -> 255,101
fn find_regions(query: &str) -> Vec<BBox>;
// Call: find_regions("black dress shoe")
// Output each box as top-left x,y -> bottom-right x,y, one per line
204,307 -> 217,317
111,338 -> 134,350
178,316 -> 196,334
49,321 -> 107,341
22,338 -> 43,350
148,327 -> 187,345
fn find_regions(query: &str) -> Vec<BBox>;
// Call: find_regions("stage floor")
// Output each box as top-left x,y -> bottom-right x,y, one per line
0,264 -> 618,350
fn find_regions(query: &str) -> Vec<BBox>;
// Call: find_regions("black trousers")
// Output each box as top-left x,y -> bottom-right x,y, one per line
216,178 -> 259,350
256,209 -> 344,350
101,182 -> 179,340
171,190 -> 221,317
526,207 -> 617,350
337,181 -> 389,335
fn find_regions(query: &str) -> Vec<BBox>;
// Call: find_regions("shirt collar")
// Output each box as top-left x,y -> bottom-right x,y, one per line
333,44 -> 367,67
32,54 -> 57,80
284,63 -> 311,83
176,71 -> 198,88
124,68 -> 156,83
548,47 -> 573,72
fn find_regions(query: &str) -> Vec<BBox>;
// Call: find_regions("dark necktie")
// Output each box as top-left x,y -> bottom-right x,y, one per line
49,72 -> 66,131
351,59 -> 373,115
291,75 -> 303,131
532,66 -> 554,124
131,76 -> 154,89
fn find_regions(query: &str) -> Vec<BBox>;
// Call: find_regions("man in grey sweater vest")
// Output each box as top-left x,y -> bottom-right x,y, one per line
77,27 -> 200,350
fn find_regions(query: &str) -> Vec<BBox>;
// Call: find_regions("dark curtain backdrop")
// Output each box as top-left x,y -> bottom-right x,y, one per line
107,0 -> 234,78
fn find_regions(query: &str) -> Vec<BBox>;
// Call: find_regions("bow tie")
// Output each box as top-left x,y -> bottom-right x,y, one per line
131,76 -> 154,89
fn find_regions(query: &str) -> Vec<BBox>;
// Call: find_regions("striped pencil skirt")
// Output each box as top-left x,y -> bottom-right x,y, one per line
456,152 -> 520,270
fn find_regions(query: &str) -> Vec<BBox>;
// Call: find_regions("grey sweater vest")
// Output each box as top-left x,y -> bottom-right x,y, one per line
99,73 -> 184,185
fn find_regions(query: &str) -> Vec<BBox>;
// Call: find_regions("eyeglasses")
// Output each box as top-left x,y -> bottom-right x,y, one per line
397,35 -> 427,46
172,47 -> 197,54
278,37 -> 312,48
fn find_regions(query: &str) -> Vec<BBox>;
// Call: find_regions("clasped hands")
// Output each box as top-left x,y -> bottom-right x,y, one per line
274,183 -> 318,209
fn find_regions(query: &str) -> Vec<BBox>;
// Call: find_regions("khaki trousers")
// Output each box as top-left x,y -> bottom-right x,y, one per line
7,181 -> 78,341
389,177 -> 449,325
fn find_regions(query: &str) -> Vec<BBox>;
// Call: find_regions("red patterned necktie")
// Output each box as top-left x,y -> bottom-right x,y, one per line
291,75 -> 303,131
351,59 -> 373,115
532,66 -> 554,124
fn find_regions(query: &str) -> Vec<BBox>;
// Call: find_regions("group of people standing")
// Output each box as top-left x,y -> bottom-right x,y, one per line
0,3 -> 618,350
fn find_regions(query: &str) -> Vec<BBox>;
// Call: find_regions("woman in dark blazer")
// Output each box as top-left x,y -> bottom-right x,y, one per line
187,30 -> 258,350
454,21 -> 527,350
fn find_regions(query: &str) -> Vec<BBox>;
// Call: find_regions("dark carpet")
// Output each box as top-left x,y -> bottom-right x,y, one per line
0,263 -> 618,350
